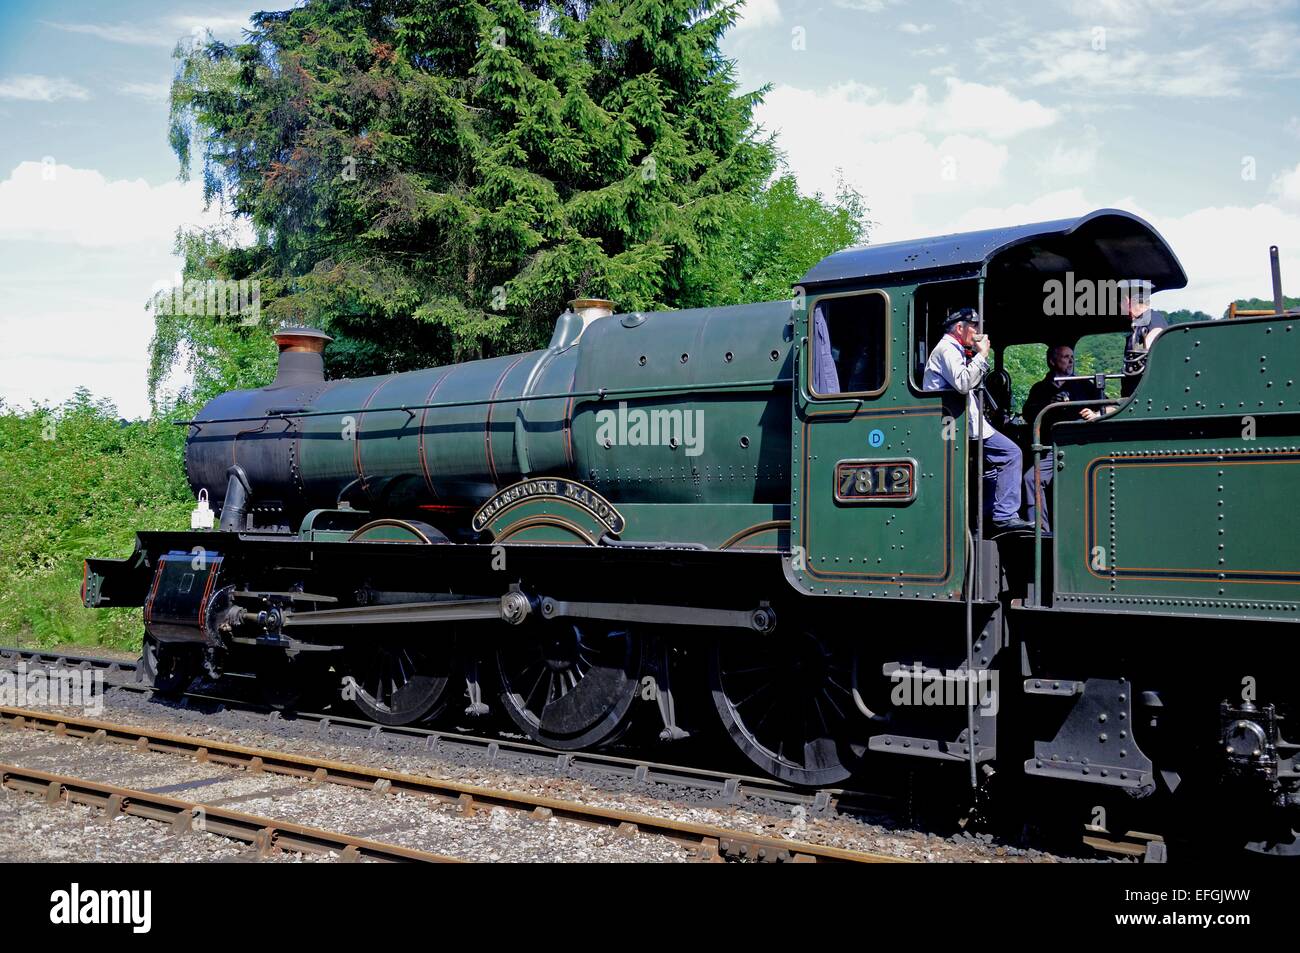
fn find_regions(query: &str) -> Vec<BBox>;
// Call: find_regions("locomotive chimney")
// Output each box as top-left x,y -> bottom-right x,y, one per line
568,298 -> 615,328
271,326 -> 332,387
549,299 -> 616,350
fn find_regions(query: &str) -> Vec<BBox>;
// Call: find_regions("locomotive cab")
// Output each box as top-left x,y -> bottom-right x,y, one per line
788,208 -> 1189,603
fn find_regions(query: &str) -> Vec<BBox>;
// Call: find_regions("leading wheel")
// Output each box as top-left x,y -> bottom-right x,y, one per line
496,623 -> 645,750
140,634 -> 198,697
343,638 -> 453,726
710,630 -> 869,787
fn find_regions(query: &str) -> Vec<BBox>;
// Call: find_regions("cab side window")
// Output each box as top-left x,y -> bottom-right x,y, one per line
811,292 -> 888,396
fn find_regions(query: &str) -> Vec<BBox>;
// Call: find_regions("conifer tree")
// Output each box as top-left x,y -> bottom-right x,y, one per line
163,0 -> 779,381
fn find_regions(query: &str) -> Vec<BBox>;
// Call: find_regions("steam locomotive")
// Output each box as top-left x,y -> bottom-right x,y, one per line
84,209 -> 1300,852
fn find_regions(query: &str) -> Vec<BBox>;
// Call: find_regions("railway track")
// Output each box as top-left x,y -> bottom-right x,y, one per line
0,759 -> 463,863
0,645 -> 880,816
0,645 -> 1162,861
0,704 -> 902,863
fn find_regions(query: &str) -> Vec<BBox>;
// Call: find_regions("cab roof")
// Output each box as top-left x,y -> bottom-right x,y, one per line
800,208 -> 1188,292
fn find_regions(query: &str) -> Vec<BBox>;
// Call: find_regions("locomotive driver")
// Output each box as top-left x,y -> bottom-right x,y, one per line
1022,344 -> 1105,534
923,309 -> 1032,532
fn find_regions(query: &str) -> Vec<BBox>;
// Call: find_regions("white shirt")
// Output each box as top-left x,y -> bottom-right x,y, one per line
923,334 -> 993,439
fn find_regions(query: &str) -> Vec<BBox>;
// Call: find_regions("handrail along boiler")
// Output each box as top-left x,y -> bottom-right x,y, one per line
84,209 -> 1300,853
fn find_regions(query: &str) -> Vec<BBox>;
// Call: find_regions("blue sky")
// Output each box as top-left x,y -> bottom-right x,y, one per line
1,0 -> 1298,417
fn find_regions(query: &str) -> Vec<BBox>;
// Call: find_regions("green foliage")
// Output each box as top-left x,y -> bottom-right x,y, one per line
149,229 -> 280,407
1003,334 -> 1124,411
1228,295 -> 1300,318
162,0 -> 781,384
0,393 -> 193,650
690,172 -> 868,305
3,1 -> 869,652
1000,305 -> 1220,413
1000,343 -> 1046,412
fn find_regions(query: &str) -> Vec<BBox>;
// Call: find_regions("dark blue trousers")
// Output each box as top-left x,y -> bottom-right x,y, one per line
980,429 -> 1023,524
1024,451 -> 1055,532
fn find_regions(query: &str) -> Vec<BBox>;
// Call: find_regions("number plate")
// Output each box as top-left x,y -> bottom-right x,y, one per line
834,459 -> 917,503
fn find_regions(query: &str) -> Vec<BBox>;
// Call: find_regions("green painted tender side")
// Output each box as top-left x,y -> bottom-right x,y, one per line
1052,314 -> 1300,620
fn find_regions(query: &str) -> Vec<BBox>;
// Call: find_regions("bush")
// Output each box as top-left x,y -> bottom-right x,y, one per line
0,390 -> 192,651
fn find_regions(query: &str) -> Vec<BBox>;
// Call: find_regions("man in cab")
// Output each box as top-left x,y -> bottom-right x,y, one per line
923,308 -> 1032,532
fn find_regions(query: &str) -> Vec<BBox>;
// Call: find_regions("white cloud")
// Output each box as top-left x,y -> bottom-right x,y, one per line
0,75 -> 90,102
0,161 -> 253,418
928,189 -> 1097,234
0,161 -> 226,247
1039,44 -> 1239,97
1035,128 -> 1102,179
0,295 -> 161,417
980,26 -> 1244,97
734,0 -> 782,31
118,81 -> 171,102
1288,115 -> 1300,138
1240,20 -> 1300,75
899,21 -> 934,33
932,79 -> 1059,138
0,238 -> 172,418
43,22 -> 174,47
44,10 -> 254,48
1152,203 -> 1300,313
167,13 -> 255,36
1063,0 -> 1293,19
1274,162 -> 1300,206
984,1 -> 1300,94
833,0 -> 906,11
760,79 -> 1057,145
757,80 -> 1060,242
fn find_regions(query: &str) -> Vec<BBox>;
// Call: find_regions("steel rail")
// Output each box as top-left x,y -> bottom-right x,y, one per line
0,646 -> 864,814
0,646 -> 136,673
0,759 -> 462,863
0,705 -> 903,863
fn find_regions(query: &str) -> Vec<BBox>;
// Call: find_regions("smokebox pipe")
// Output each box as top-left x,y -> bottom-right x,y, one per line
218,465 -> 253,532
